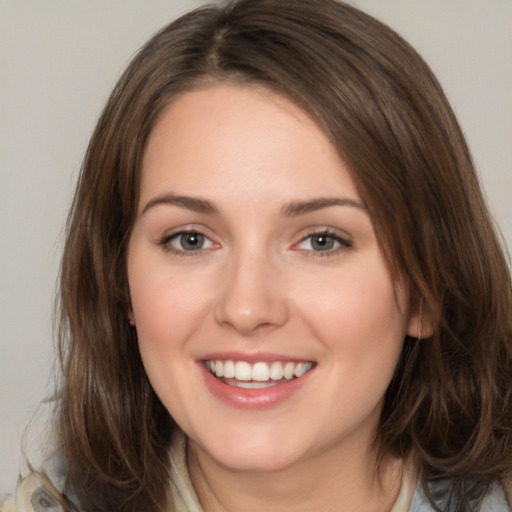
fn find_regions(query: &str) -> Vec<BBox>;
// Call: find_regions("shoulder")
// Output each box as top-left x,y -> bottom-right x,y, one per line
0,454 -> 79,512
168,429 -> 203,512
0,472 -> 76,512
409,478 -> 511,512
1,431 -> 194,512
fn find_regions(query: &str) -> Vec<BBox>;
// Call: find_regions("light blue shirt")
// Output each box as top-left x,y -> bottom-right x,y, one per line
409,478 -> 510,511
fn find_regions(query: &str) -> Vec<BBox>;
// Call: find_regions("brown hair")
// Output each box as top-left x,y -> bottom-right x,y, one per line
57,0 -> 512,510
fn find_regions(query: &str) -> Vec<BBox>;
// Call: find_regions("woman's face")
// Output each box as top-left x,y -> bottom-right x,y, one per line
127,83 -> 417,472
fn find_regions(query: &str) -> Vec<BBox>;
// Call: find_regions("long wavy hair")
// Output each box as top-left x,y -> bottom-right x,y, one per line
57,0 -> 512,510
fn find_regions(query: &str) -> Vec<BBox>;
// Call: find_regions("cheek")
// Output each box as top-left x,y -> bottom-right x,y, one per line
295,261 -> 407,392
127,250 -> 213,354
131,282 -> 206,351
298,264 -> 407,343
127,255 -> 215,412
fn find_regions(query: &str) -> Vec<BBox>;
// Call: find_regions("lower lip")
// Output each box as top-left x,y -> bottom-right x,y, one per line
199,363 -> 312,410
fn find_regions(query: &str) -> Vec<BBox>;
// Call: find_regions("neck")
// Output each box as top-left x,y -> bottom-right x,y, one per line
187,434 -> 403,512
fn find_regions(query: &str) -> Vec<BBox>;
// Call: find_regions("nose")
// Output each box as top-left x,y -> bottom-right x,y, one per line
213,249 -> 289,336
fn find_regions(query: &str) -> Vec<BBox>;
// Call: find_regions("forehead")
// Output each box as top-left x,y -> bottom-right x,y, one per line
139,83 -> 361,211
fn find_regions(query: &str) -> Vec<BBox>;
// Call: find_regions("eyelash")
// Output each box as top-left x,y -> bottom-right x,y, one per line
295,230 -> 352,258
158,229 -> 352,257
158,230 -> 215,257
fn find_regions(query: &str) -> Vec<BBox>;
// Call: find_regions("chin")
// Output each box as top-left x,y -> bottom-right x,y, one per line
214,447 -> 304,474
193,427 -> 310,473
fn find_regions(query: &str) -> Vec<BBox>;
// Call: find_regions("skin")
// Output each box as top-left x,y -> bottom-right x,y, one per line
127,83 -> 422,511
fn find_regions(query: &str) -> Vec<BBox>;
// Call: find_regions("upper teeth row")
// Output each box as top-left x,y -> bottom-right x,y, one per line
205,360 -> 313,381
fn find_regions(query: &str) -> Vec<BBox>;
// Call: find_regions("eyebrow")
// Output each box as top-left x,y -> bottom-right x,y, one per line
142,193 -> 220,215
141,194 -> 366,217
280,197 -> 366,216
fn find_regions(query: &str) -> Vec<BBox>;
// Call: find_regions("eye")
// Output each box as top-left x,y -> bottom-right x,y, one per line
160,230 -> 216,254
296,231 -> 351,254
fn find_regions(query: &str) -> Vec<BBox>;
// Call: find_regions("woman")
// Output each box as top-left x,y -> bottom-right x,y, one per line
3,0 -> 511,510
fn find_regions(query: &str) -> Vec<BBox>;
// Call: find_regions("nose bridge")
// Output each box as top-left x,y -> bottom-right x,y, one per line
214,241 -> 288,334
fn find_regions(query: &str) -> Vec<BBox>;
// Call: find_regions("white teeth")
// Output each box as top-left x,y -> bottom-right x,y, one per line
235,361 -> 252,381
283,362 -> 295,379
294,362 -> 312,377
252,362 -> 270,381
269,361 -> 284,380
223,360 -> 235,378
215,360 -> 224,377
231,381 -> 280,389
207,359 -> 313,382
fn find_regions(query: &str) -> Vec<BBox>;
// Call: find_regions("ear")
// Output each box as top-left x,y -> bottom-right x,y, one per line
407,302 -> 435,340
128,310 -> 136,326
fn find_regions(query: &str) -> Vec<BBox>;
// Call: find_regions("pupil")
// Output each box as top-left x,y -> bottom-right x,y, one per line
182,233 -> 203,250
312,234 -> 334,250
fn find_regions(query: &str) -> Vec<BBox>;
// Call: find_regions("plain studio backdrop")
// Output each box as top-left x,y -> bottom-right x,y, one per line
0,0 -> 511,495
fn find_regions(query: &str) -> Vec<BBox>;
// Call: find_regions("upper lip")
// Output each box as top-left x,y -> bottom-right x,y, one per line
198,351 -> 315,363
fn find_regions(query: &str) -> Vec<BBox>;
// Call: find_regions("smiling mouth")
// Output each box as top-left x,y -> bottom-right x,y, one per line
204,360 -> 315,389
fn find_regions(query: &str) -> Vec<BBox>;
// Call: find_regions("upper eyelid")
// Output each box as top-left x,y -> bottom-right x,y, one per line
161,229 -> 214,243
159,225 -> 215,240
296,227 -> 352,243
303,233 -> 351,245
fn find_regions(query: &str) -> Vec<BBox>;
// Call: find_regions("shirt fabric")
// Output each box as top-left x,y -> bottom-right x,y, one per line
2,430 -> 511,511
168,430 -> 512,512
